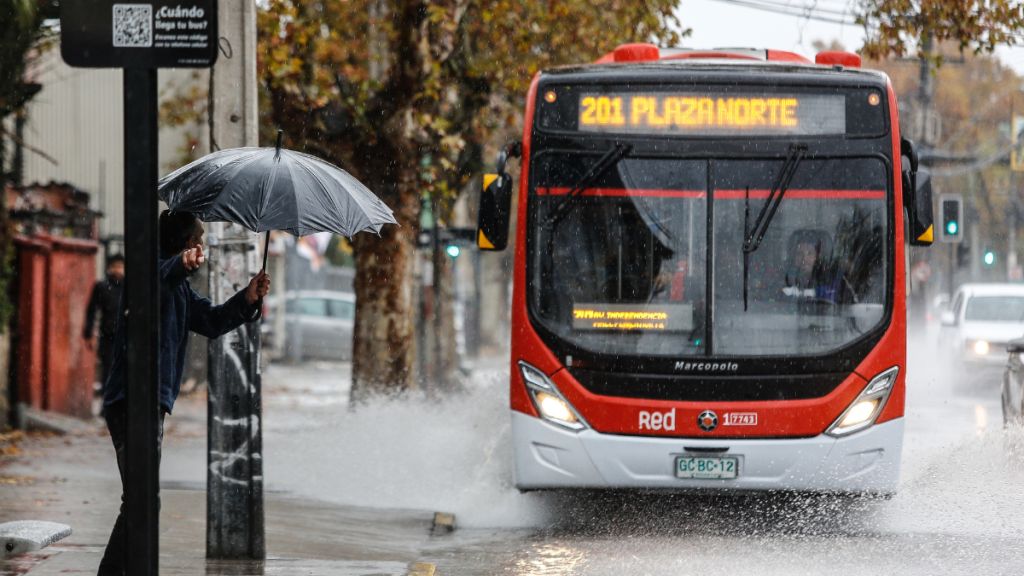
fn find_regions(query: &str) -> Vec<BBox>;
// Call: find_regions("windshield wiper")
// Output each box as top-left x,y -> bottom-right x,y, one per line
742,143 -> 808,254
742,143 -> 807,311
543,142 -> 633,228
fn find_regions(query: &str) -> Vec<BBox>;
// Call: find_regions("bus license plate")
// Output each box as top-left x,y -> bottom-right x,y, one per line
675,456 -> 738,479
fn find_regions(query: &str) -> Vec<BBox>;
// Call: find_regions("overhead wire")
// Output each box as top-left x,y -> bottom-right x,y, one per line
693,0 -> 1018,177
700,0 -> 859,25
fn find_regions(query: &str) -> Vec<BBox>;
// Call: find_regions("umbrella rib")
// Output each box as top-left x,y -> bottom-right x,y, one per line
256,149 -> 283,233
307,155 -> 389,234
305,160 -> 351,236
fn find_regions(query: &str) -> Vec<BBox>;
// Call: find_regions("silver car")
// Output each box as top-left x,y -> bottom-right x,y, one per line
939,283 -> 1024,388
262,290 -> 355,361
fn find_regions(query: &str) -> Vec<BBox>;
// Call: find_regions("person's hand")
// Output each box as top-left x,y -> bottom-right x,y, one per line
182,244 -> 205,270
84,336 -> 95,351
245,270 -> 271,305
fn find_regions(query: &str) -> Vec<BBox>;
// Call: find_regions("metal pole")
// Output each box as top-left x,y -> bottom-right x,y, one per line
949,242 -> 955,296
1010,171 -> 1017,282
122,67 -> 160,576
469,248 -> 481,358
918,36 -> 935,148
431,202 -> 441,391
206,0 -> 263,556
206,231 -> 265,559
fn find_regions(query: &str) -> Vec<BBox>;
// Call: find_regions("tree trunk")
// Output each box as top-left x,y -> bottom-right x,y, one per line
349,156 -> 422,403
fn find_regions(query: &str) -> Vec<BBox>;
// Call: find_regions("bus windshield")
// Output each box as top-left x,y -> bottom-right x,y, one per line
530,153 -> 889,358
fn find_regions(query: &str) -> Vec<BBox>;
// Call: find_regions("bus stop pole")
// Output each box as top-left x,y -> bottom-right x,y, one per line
122,67 -> 161,575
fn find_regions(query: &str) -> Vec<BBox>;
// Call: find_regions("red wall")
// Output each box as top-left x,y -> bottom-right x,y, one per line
14,234 -> 97,418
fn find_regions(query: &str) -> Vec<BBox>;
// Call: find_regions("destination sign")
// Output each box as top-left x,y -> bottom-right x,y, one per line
573,303 -> 693,332
577,93 -> 846,136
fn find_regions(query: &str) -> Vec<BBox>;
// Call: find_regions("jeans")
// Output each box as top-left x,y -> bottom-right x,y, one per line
97,401 -> 165,576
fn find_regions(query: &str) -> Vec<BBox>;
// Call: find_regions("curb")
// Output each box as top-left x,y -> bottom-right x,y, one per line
18,405 -> 97,435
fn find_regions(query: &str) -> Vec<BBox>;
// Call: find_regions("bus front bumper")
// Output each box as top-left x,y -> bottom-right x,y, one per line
512,411 -> 902,495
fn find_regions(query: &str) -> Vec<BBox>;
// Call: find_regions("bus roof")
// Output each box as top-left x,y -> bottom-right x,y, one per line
542,58 -> 890,86
543,45 -> 889,85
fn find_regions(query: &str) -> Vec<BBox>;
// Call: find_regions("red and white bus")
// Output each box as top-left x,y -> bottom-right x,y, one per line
477,44 -> 933,495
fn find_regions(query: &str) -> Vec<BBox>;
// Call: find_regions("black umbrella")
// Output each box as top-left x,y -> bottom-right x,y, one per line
158,131 -> 397,271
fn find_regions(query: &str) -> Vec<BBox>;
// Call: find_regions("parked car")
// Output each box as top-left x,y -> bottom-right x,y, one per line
262,290 -> 355,361
938,283 -> 1024,388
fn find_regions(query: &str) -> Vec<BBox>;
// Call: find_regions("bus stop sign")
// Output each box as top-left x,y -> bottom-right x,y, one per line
60,0 -> 218,68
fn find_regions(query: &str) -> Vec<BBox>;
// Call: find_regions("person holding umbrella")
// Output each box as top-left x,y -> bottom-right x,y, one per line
97,131 -> 394,573
96,210 -> 271,576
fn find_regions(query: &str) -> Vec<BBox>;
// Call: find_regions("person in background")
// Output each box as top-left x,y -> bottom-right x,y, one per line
84,254 -> 125,394
96,211 -> 271,576
781,229 -> 839,302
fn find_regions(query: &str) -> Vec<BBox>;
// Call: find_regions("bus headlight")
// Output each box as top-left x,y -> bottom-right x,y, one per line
535,392 -> 578,423
518,361 -> 587,431
826,367 -> 899,437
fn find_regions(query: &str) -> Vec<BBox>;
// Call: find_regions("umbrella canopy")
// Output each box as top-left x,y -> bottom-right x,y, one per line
157,135 -> 397,238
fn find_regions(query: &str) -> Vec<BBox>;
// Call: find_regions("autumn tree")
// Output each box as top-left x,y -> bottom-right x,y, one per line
866,43 -> 1024,282
859,0 -> 1024,60
258,0 -> 681,399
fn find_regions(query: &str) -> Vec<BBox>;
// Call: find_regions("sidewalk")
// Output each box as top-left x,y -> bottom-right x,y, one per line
0,363 -> 443,576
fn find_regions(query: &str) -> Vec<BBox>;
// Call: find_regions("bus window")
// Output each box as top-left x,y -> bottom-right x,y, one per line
531,155 -> 708,357
712,158 -> 889,356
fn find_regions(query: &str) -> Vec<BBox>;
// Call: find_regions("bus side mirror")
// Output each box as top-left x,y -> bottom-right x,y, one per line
907,169 -> 934,246
477,142 -> 522,251
902,137 -> 933,247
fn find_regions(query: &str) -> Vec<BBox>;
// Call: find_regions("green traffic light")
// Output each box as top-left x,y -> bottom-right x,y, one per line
947,221 -> 958,235
984,251 -> 995,265
446,244 -> 461,258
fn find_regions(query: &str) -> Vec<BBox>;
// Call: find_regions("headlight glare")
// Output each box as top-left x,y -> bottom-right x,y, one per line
827,366 -> 899,437
840,400 -> 878,427
535,392 -> 578,423
973,340 -> 990,355
518,361 -> 587,431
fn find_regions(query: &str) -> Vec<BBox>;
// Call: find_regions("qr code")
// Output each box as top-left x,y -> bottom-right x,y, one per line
112,4 -> 152,47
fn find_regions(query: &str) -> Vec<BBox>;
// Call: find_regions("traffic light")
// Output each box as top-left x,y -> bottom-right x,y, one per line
416,227 -> 476,255
939,195 -> 963,243
984,251 -> 995,266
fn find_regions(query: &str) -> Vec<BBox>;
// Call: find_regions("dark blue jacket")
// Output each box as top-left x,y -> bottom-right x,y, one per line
103,253 -> 259,414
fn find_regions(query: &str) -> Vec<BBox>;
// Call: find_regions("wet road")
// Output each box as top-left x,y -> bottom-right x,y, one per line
219,329 -> 1024,576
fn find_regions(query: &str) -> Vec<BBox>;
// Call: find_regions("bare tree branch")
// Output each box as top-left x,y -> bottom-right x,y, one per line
0,125 -> 58,166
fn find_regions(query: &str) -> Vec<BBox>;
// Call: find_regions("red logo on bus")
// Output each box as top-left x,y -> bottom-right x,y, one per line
697,410 -> 718,432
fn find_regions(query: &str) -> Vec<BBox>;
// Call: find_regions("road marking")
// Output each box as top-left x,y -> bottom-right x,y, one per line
975,405 -> 987,435
407,562 -> 435,576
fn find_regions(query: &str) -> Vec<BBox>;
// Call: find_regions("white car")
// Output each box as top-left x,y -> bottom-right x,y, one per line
939,283 -> 1024,387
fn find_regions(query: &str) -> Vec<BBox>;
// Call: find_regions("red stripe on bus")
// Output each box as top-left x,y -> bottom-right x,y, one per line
537,187 -> 707,198
715,189 -> 886,199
